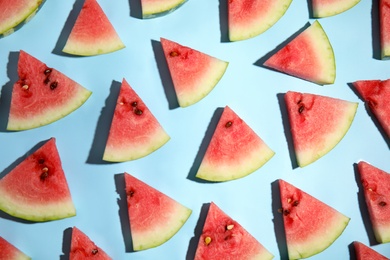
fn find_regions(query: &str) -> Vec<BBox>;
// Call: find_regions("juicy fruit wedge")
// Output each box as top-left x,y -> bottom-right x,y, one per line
196,106 -> 274,181
194,202 -> 274,260
380,0 -> 390,59
284,91 -> 357,167
124,173 -> 192,250
352,79 -> 390,138
62,0 -> 125,56
0,138 -> 76,222
141,0 -> 187,18
0,236 -> 31,260
103,79 -> 170,162
228,0 -> 292,41
70,227 -> 112,259
7,50 -> 92,131
278,179 -> 350,259
263,20 -> 336,85
311,0 -> 361,18
160,37 -> 229,107
353,241 -> 388,260
357,161 -> 390,243
0,0 -> 45,37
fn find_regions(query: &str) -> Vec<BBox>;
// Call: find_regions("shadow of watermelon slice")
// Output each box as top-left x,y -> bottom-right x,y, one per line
186,203 -> 210,260
0,52 -> 19,132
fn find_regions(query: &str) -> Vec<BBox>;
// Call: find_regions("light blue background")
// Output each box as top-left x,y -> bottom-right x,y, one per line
0,0 -> 389,259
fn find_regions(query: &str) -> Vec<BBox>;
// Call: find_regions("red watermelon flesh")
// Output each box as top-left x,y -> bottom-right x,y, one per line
228,0 -> 292,41
358,161 -> 390,243
311,0 -> 361,18
141,0 -> 187,18
0,0 -> 44,37
103,79 -> 170,162
264,20 -> 335,85
7,50 -> 92,131
160,37 -> 228,107
195,106 -> 274,182
0,236 -> 30,260
124,173 -> 192,251
70,227 -> 112,260
352,79 -> 390,138
62,0 -> 125,56
380,0 -> 390,59
278,179 -> 350,259
194,202 -> 274,260
284,91 -> 357,167
353,241 -> 389,260
0,138 -> 75,222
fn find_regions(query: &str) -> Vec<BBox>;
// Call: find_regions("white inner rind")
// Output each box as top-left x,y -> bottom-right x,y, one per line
312,0 -> 361,18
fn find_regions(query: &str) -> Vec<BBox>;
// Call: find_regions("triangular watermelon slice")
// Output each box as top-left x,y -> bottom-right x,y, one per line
141,0 -> 187,18
353,241 -> 389,260
278,179 -> 350,259
62,0 -> 125,56
263,20 -> 336,85
357,161 -> 390,244
228,0 -> 292,41
0,0 -> 45,37
380,0 -> 390,59
124,173 -> 192,250
0,236 -> 30,260
103,79 -> 170,162
194,202 -> 274,260
70,227 -> 111,259
352,79 -> 390,138
0,138 -> 76,222
284,91 -> 358,167
160,37 -> 229,107
310,0 -> 361,18
7,50 -> 92,131
195,106 -> 274,182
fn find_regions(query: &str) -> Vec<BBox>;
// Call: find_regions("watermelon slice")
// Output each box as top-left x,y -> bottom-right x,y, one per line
353,241 -> 389,260
124,173 -> 192,250
284,91 -> 357,167
141,0 -> 187,18
263,20 -> 336,85
310,0 -> 361,18
228,0 -> 292,41
0,138 -> 76,222
70,227 -> 111,259
194,202 -> 274,260
195,106 -> 274,181
380,0 -> 390,59
7,50 -> 92,131
103,79 -> 170,162
352,79 -> 390,139
160,37 -> 229,107
0,236 -> 31,260
62,0 -> 125,56
278,179 -> 350,259
0,0 -> 45,37
357,161 -> 390,243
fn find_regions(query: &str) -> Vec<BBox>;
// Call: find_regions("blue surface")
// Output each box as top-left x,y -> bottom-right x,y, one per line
0,0 -> 389,259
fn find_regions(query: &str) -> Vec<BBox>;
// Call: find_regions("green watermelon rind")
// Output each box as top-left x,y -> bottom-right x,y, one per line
0,192 -> 76,222
228,0 -> 292,41
7,88 -> 92,131
133,206 -> 192,250
102,130 -> 170,162
312,0 -> 361,18
141,0 -> 187,19
0,0 -> 45,38
196,144 -> 275,182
